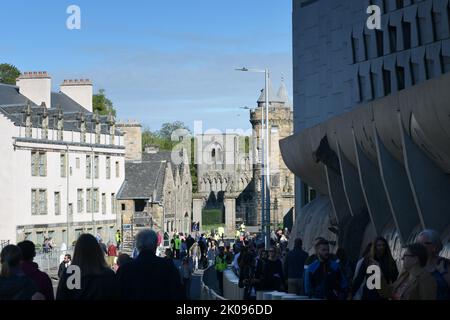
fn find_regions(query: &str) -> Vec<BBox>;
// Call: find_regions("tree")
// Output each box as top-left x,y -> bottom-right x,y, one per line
142,122 -> 197,191
157,121 -> 190,140
93,89 -> 116,116
0,64 -> 21,85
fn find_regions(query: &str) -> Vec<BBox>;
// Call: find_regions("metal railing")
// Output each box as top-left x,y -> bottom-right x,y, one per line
200,265 -> 226,300
0,240 -> 10,251
34,248 -> 73,276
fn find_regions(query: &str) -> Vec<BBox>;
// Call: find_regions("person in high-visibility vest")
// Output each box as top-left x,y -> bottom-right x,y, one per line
115,230 -> 122,249
174,235 -> 181,260
215,246 -> 227,295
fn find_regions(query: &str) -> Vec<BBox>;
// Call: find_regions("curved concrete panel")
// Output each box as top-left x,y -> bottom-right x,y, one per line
352,129 -> 392,235
373,125 -> 422,244
335,140 -> 366,217
289,195 -> 336,255
352,104 -> 378,164
398,113 -> 450,234
372,94 -> 404,164
279,128 -> 329,195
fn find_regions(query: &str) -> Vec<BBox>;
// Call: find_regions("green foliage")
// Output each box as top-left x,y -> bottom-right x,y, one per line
202,209 -> 224,225
142,128 -> 176,151
142,121 -> 191,151
158,121 -> 190,140
0,63 -> 20,85
142,121 -> 199,191
93,89 -> 116,116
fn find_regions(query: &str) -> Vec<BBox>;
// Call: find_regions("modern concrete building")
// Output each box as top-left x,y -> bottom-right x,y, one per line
281,0 -> 450,260
0,71 -> 125,247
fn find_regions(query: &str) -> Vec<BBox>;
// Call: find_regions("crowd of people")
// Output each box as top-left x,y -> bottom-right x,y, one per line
231,229 -> 449,300
0,227 -> 449,300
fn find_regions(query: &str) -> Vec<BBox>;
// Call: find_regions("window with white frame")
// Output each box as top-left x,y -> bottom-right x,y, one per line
94,156 -> 99,179
111,193 -> 116,215
60,153 -> 67,178
31,151 -> 46,177
93,188 -> 99,212
115,161 -> 120,178
77,189 -> 84,213
31,189 -> 38,215
54,192 -> 61,215
38,189 -> 47,215
86,155 -> 92,179
86,188 -> 92,213
106,156 -> 111,179
102,193 -> 106,215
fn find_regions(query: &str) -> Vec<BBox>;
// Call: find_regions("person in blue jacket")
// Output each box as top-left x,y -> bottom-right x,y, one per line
304,239 -> 348,300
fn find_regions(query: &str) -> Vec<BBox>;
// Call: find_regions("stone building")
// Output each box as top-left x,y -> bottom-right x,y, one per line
193,133 -> 253,235
116,124 -> 192,252
0,72 -> 125,247
193,80 -> 295,235
250,79 -> 295,228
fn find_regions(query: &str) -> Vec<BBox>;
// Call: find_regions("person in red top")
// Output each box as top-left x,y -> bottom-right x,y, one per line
107,242 -> 118,268
17,240 -> 54,300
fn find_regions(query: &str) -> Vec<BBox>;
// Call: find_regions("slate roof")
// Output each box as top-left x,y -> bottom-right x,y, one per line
116,160 -> 167,201
0,83 -> 121,135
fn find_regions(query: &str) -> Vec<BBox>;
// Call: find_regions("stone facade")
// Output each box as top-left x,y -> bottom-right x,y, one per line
117,121 -> 142,162
250,80 -> 295,228
116,124 -> 192,252
193,80 -> 295,235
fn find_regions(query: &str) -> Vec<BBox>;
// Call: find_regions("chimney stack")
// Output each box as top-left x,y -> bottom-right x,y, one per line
16,71 -> 52,108
60,79 -> 93,112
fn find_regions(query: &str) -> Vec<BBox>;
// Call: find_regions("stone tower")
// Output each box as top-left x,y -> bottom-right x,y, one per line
250,78 -> 295,228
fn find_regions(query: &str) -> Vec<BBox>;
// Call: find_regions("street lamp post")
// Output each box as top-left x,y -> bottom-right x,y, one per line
235,67 -> 271,250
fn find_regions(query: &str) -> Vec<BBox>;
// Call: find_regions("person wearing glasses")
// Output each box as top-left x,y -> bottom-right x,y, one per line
387,243 -> 436,300
416,229 -> 450,300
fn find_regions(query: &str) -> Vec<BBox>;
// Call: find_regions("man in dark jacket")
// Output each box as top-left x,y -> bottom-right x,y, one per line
285,238 -> 309,295
58,254 -> 71,279
186,235 -> 195,254
304,239 -> 348,300
17,240 -> 54,300
117,229 -> 184,300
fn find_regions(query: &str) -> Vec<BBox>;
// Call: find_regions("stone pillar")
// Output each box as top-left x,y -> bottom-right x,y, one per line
224,197 -> 236,237
193,196 -> 204,230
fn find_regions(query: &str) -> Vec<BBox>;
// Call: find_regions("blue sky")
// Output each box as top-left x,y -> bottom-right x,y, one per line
0,0 -> 292,132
